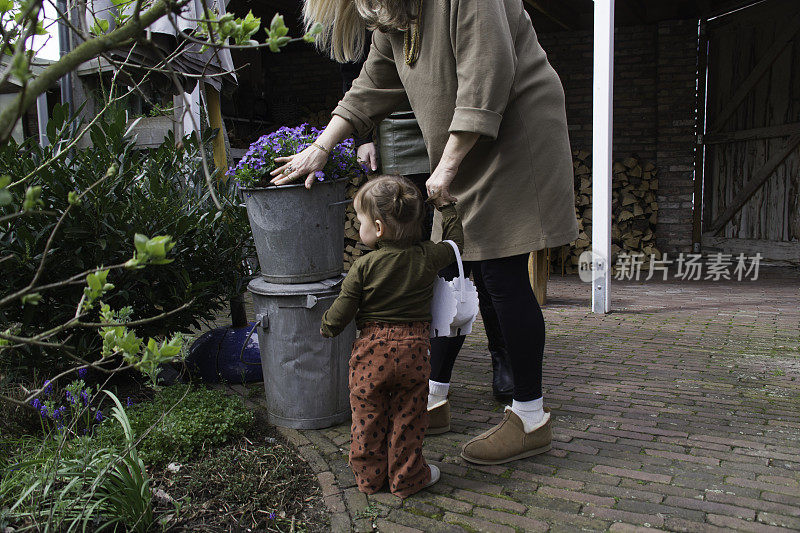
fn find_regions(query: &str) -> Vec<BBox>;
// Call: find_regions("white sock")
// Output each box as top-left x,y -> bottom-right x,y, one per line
428,380 -> 450,409
511,397 -> 547,433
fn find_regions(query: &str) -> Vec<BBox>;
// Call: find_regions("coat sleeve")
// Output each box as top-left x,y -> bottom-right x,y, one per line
320,262 -> 363,338
448,0 -> 518,140
332,32 -> 408,139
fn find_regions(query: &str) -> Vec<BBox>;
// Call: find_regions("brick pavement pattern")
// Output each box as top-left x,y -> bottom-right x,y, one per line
236,267 -> 800,532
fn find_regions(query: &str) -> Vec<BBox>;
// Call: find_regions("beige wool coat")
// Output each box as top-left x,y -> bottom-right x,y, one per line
333,0 -> 579,261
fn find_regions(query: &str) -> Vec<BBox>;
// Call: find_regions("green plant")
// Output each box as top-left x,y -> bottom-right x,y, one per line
0,107 -> 253,374
101,384 -> 253,466
2,392 -> 152,532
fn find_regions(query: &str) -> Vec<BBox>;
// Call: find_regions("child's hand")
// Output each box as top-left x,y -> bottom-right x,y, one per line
427,194 -> 457,209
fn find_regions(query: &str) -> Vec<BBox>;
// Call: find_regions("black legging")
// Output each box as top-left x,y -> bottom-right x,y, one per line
429,254 -> 545,401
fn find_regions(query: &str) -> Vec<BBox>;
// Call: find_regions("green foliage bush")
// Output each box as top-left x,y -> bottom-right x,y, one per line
101,384 -> 253,466
0,106 -> 253,373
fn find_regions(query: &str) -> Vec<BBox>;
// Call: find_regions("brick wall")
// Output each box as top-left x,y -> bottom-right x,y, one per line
231,12 -> 700,254
538,20 -> 699,255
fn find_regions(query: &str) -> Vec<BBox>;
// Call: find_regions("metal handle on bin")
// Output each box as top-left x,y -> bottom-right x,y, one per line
256,313 -> 269,331
278,294 -> 337,309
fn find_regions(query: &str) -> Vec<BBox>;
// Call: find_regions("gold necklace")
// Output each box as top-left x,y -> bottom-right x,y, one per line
403,0 -> 423,65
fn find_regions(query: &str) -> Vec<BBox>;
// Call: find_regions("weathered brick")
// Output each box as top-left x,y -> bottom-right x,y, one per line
537,485 -> 616,508
472,507 -> 549,531
581,504 -> 665,527
707,514 -> 796,533
443,511 -> 515,533
593,465 -> 672,484
663,496 -> 756,519
450,489 -> 527,513
374,519 -> 425,533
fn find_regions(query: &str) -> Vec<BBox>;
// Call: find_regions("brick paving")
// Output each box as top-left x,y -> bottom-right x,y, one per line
227,266 -> 800,532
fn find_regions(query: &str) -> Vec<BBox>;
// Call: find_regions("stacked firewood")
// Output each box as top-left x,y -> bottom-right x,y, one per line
343,173 -> 369,271
556,151 -> 661,275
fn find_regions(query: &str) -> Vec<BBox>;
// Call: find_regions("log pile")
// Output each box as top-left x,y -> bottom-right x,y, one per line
343,172 -> 369,271
556,152 -> 661,275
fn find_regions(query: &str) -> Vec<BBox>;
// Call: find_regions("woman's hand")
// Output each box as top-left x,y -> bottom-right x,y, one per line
425,163 -> 458,205
270,145 -> 329,189
357,142 -> 379,173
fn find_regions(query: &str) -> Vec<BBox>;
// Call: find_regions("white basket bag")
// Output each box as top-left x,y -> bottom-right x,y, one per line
430,240 -> 479,338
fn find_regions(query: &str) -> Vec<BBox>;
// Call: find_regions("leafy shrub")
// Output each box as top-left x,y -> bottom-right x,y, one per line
101,384 -> 253,466
0,106 -> 253,373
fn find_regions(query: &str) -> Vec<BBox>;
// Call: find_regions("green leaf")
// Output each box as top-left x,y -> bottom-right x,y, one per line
22,185 -> 42,211
134,234 -> 148,254
0,0 -> 13,12
21,293 -> 41,305
11,52 -> 29,83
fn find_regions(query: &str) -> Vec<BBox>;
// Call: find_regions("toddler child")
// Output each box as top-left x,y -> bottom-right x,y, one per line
321,175 -> 463,498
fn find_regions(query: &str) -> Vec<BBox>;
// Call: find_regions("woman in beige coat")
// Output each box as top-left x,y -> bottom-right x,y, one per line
271,0 -> 578,465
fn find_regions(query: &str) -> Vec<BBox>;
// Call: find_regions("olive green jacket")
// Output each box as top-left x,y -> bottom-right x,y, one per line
333,0 -> 579,261
321,204 -> 463,337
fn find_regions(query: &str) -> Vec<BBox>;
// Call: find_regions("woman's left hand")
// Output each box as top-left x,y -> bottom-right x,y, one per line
270,144 -> 329,189
426,163 -> 458,205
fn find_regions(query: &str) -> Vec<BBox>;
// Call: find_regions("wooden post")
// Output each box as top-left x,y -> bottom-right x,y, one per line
203,84 -> 229,178
592,0 -> 614,314
528,249 -> 549,306
693,21 -> 709,253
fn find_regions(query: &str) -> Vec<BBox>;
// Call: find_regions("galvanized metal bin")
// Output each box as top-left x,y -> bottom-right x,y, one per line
241,179 -> 348,284
248,276 -> 355,429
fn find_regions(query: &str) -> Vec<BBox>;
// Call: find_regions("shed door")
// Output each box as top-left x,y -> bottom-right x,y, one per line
701,0 -> 800,263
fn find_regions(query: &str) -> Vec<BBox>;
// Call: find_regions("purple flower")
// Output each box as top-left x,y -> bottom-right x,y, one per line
126,397 -> 133,407
314,171 -> 325,181
42,380 -> 53,397
39,405 -> 49,418
65,390 -> 76,405
81,390 -> 90,405
78,368 -> 87,379
30,398 -> 42,409
95,410 -> 103,422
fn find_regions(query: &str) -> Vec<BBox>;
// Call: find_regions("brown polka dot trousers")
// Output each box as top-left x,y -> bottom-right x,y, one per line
348,321 -> 432,499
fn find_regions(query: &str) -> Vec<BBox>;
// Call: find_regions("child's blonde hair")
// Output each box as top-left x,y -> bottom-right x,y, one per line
354,175 -> 424,247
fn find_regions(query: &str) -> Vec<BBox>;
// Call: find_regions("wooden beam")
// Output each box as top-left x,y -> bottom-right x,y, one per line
707,133 -> 800,235
704,122 -> 800,144
708,9 -> 800,133
528,250 -> 549,306
523,0 -> 579,31
701,235 -> 800,262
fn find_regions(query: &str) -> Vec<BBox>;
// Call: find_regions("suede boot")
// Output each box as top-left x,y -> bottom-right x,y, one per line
427,399 -> 450,435
460,407 -> 552,465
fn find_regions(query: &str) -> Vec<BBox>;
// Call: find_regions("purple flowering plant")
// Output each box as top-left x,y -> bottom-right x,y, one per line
227,124 -> 363,188
29,378 -> 103,437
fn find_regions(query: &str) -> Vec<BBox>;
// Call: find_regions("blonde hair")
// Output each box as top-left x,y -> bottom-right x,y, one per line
354,175 -> 424,247
302,0 -> 419,62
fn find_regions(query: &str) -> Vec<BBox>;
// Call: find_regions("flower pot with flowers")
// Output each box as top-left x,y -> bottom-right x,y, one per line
230,125 -> 363,283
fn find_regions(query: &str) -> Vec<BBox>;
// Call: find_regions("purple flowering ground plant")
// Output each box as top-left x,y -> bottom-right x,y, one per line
227,124 -> 363,188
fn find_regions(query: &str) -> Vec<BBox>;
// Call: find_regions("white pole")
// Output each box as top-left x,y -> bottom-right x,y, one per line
592,0 -> 614,314
36,93 -> 49,147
